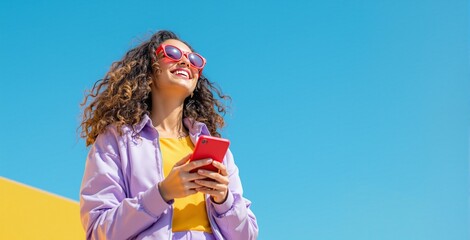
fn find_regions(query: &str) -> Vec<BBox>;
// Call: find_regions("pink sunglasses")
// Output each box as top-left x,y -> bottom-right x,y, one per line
156,44 -> 206,71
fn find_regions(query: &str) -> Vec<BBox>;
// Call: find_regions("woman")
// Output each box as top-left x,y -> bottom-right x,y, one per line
79,30 -> 258,240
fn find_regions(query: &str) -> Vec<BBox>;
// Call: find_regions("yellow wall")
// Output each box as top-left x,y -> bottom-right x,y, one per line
0,177 -> 85,239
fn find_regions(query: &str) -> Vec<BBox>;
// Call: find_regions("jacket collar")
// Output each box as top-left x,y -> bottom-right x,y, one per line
133,114 -> 211,140
183,118 -> 211,144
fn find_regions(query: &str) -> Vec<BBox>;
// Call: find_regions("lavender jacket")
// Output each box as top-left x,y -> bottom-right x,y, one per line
80,115 -> 259,240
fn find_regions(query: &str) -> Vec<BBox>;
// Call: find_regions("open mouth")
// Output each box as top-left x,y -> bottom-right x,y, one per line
171,68 -> 191,79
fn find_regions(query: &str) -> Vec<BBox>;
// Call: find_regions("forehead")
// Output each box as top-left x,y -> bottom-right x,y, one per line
161,39 -> 191,52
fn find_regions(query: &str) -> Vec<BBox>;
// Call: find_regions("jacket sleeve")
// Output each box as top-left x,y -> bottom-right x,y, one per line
209,149 -> 259,240
79,131 -> 171,240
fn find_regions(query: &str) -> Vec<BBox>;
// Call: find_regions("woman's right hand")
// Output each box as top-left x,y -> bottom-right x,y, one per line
158,154 -> 212,202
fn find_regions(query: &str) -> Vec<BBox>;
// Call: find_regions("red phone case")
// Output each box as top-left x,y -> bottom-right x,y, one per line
190,135 -> 230,172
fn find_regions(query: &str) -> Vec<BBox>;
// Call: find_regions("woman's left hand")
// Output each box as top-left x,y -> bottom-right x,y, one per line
195,160 -> 229,204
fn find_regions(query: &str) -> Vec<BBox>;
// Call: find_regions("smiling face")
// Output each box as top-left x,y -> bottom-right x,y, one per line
152,39 -> 200,100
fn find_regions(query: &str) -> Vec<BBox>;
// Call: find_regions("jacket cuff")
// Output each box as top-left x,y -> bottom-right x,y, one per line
140,184 -> 173,218
211,191 -> 234,216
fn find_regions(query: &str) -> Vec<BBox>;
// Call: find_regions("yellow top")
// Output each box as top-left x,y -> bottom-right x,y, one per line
159,136 -> 212,233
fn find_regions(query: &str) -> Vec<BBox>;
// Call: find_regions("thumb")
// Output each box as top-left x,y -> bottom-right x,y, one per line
174,153 -> 192,167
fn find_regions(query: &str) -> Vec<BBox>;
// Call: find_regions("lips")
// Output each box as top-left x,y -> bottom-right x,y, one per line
170,68 -> 192,79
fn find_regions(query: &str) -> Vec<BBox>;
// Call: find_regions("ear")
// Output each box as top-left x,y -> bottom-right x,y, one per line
155,64 -> 162,75
152,59 -> 162,74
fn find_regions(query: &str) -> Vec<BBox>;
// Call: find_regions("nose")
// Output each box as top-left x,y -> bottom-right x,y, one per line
177,53 -> 191,67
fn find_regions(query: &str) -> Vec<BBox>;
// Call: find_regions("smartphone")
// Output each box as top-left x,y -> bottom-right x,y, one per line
190,135 -> 230,173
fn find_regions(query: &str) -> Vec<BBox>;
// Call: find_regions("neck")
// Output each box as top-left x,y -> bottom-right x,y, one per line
150,91 -> 187,138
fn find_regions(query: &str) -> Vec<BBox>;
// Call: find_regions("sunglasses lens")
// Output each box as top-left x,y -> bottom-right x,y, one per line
164,45 -> 182,60
188,54 -> 204,68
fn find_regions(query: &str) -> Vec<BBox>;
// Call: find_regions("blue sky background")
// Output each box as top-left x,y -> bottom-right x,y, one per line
1,1 -> 469,239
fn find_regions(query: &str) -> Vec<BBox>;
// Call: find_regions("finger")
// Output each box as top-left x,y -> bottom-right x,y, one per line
195,186 -> 213,192
211,161 -> 228,176
197,169 -> 229,185
186,181 -> 204,190
196,187 -> 219,194
194,179 -> 227,190
183,189 -> 199,196
185,172 -> 210,181
196,187 -> 227,203
183,158 -> 212,172
174,154 -> 192,167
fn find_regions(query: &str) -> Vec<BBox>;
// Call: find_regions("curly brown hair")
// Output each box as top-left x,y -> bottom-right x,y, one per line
80,30 -> 230,146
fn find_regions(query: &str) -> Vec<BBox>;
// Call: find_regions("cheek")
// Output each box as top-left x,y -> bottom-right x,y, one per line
160,58 -> 175,64
158,59 -> 175,70
191,69 -> 200,79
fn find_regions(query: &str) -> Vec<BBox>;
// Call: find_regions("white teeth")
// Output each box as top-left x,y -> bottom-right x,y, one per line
174,70 -> 189,78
